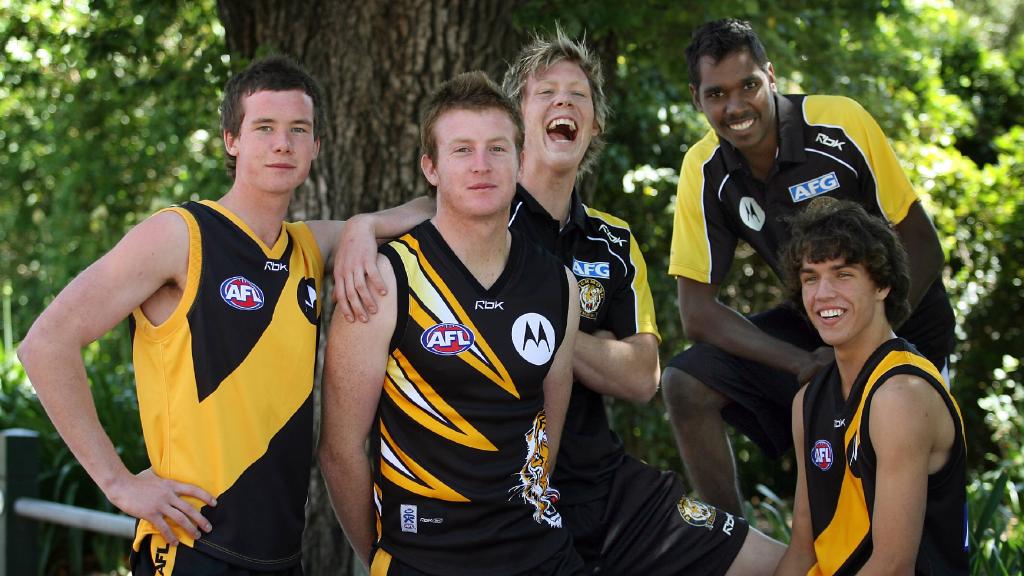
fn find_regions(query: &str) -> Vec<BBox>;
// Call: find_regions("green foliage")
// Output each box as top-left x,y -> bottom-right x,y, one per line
1,0 -> 230,349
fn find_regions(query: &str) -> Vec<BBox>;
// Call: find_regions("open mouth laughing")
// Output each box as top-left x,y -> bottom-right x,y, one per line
546,118 -> 578,142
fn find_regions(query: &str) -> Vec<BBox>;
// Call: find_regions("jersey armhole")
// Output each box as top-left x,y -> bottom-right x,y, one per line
380,243 -> 408,353
131,206 -> 202,341
286,221 -> 324,281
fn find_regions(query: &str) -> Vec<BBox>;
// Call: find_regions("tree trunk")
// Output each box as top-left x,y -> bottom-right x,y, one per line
216,2 -> 523,574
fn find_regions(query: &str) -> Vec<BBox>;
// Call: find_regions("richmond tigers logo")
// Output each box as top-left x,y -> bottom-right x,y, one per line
511,410 -> 562,528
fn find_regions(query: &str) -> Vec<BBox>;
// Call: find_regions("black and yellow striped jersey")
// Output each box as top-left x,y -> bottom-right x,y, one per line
669,94 -> 954,364
374,221 -> 572,575
509,184 -> 659,505
801,338 -> 968,575
129,200 -> 321,570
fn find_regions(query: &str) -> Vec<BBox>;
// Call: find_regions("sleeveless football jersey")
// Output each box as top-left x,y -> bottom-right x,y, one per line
374,222 -> 572,575
801,338 -> 968,575
129,200 -> 322,569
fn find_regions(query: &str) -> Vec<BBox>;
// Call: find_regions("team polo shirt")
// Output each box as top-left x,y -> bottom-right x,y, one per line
129,200 -> 322,569
509,184 -> 660,505
801,338 -> 968,574
670,93 -> 953,358
374,222 -> 572,575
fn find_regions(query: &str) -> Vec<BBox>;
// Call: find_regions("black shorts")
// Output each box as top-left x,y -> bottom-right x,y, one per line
131,535 -> 303,576
561,455 -> 748,576
369,541 -> 584,575
666,304 -> 950,458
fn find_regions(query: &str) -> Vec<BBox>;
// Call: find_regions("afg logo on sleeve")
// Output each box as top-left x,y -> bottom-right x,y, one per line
220,276 -> 265,310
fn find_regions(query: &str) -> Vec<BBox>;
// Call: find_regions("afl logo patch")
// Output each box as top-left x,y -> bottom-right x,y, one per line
578,278 -> 605,320
677,496 -> 717,531
811,439 -> 834,471
512,313 -> 556,366
220,276 -> 264,310
421,323 -> 474,356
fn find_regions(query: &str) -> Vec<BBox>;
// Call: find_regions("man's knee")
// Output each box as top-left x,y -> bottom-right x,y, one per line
661,366 -> 727,416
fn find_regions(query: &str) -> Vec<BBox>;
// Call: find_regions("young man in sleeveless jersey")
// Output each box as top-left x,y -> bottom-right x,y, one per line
773,198 -> 967,574
662,18 -> 956,515
330,28 -> 784,576
318,71 -> 583,575
17,56 -> 422,575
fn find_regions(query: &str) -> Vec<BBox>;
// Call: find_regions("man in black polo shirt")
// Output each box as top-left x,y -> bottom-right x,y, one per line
661,18 -> 955,515
336,27 -> 785,576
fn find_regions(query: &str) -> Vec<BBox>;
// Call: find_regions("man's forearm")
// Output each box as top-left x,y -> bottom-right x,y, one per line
321,448 -> 377,566
572,331 -> 659,402
684,299 -> 815,375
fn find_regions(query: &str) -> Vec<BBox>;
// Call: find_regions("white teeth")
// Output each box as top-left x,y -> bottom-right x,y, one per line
820,309 -> 844,319
546,118 -> 577,131
730,118 -> 754,131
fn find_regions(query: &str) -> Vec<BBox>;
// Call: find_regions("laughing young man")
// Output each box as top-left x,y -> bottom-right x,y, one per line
661,19 -> 955,515
774,198 -> 967,575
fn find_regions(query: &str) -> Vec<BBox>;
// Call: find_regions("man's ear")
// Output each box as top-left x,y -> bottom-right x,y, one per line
689,83 -> 702,112
224,130 -> 239,158
766,62 -> 778,92
420,154 -> 439,187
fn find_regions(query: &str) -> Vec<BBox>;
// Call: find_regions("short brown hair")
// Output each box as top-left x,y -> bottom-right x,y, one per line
219,55 -> 326,177
502,25 -> 608,175
780,197 -> 911,327
420,71 -> 524,190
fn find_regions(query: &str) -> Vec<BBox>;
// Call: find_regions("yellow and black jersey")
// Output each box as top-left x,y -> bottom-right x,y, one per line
669,94 -> 953,364
375,221 -> 572,576
129,200 -> 322,570
509,184 -> 659,505
801,338 -> 968,575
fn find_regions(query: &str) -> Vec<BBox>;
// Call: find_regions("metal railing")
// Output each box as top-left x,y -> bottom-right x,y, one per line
0,429 -> 135,576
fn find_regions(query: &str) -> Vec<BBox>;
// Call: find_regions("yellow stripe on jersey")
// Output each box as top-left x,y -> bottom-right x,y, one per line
371,548 -> 394,576
374,482 -> 382,541
669,131 -> 720,283
810,349 -> 964,575
384,349 -> 497,451
802,95 -> 918,225
391,235 -> 519,398
583,207 -> 661,340
379,423 -> 470,502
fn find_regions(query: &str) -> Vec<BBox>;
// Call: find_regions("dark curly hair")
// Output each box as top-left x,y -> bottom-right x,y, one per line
780,197 -> 911,327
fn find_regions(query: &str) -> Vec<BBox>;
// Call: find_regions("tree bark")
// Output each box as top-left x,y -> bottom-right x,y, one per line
216,2 -> 523,574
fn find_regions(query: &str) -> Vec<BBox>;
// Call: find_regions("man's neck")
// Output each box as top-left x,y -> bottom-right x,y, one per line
432,212 -> 511,290
218,183 -> 293,247
519,158 -> 577,225
836,324 -> 897,399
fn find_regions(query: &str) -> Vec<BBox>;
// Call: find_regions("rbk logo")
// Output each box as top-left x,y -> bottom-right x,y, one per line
598,224 -> 627,246
264,261 -> 288,272
816,132 -> 845,150
475,300 -> 504,310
